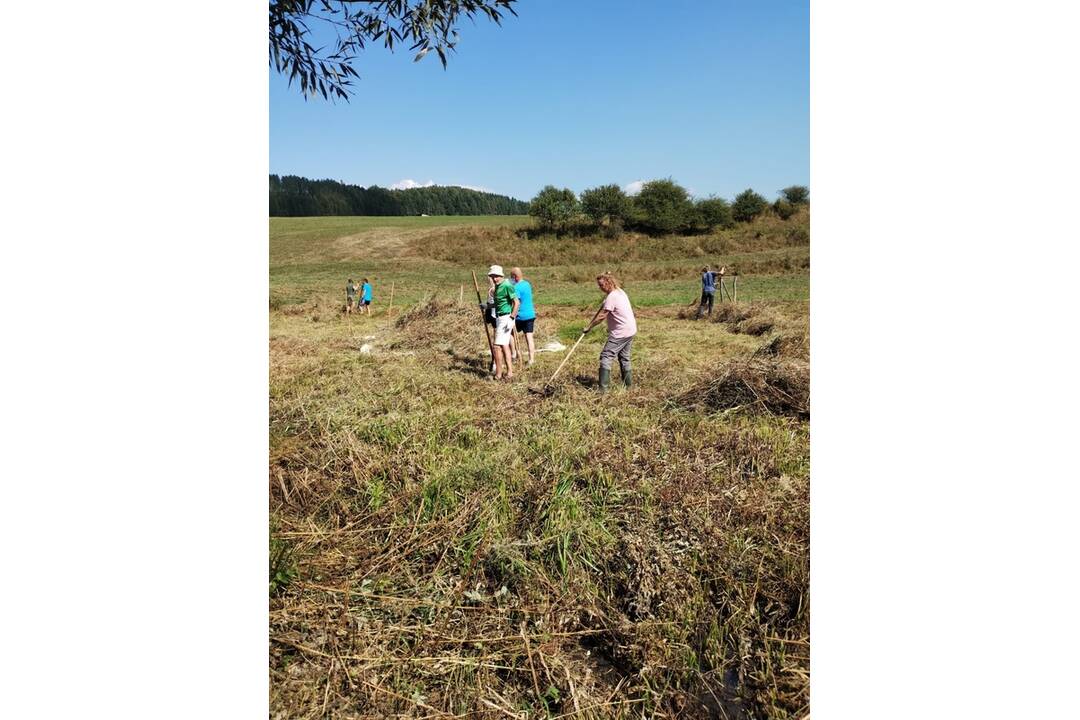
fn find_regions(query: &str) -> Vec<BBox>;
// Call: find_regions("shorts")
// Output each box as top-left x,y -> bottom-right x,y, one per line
515,317 -> 535,333
347,296 -> 355,305
493,315 -> 514,346
361,299 -> 371,306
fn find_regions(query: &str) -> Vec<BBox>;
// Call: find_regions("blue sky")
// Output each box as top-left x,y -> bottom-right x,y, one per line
270,0 -> 808,202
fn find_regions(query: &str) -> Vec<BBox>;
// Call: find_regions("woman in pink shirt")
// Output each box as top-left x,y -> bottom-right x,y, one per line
584,272 -> 637,391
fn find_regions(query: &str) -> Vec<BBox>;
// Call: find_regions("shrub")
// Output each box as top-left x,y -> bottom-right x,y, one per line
528,185 -> 579,231
773,198 -> 797,220
633,178 -> 692,234
781,185 -> 810,205
694,197 -> 734,230
732,188 -> 769,223
581,184 -> 631,229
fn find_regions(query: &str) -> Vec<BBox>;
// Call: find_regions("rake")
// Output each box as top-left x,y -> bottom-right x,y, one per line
471,271 -> 496,372
528,302 -> 605,396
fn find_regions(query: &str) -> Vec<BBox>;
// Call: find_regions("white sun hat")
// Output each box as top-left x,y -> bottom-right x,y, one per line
487,264 -> 505,277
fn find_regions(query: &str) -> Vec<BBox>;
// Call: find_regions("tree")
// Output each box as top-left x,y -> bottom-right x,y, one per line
694,197 -> 734,230
580,184 -> 631,227
269,0 -> 518,101
780,185 -> 810,205
732,188 -> 768,223
528,186 -> 579,231
634,179 -> 692,234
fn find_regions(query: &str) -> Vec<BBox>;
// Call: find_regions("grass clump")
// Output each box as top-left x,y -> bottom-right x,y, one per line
269,526 -> 297,597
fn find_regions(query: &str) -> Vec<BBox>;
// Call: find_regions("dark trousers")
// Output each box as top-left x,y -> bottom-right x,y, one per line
697,290 -> 715,317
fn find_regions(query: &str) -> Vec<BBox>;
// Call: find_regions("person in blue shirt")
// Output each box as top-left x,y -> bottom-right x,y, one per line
696,265 -> 721,318
510,267 -> 537,366
360,278 -> 372,314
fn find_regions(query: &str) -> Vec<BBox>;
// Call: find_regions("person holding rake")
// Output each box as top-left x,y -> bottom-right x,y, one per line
484,265 -> 519,381
583,272 -> 637,391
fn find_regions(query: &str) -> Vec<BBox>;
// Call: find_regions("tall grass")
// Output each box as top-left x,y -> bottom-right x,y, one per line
415,213 -> 808,268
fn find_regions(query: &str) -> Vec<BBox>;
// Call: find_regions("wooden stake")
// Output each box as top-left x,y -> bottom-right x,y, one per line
459,284 -> 464,305
733,274 -> 738,303
385,281 -> 395,326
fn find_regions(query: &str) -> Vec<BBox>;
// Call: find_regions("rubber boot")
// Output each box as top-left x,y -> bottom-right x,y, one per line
621,367 -> 632,388
598,367 -> 611,392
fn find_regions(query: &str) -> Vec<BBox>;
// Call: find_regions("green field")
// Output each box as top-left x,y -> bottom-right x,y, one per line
270,214 -> 809,309
270,214 -> 810,719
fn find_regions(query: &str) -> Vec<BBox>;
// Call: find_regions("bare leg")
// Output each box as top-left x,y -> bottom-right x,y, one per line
525,332 -> 535,364
502,344 -> 514,379
494,344 -> 504,378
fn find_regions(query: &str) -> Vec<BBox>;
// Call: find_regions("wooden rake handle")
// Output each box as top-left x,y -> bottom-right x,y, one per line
471,271 -> 496,361
544,303 -> 605,387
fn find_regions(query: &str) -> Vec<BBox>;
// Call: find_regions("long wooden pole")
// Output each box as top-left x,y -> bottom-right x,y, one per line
385,281 -> 395,326
720,276 -> 733,302
733,274 -> 738,303
471,271 -> 496,367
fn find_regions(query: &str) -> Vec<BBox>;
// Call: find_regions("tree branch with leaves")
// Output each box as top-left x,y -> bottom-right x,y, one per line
270,0 -> 518,101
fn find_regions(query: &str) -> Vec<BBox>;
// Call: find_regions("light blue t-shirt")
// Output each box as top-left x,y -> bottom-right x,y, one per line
362,282 -> 372,301
513,279 -> 536,320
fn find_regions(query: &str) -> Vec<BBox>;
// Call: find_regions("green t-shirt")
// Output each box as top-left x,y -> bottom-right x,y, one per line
493,280 -> 519,315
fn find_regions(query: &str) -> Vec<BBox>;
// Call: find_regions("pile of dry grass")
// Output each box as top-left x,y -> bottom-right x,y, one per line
390,297 -> 484,353
676,303 -> 704,320
679,358 -> 809,419
707,302 -> 778,336
754,331 -> 810,360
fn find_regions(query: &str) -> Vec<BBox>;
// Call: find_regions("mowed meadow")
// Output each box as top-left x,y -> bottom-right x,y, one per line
270,212 -> 810,719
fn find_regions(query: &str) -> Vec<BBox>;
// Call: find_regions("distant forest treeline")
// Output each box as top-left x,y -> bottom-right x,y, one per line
269,175 -> 529,216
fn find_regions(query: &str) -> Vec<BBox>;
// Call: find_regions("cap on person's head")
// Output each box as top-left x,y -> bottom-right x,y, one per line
488,264 -> 504,277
